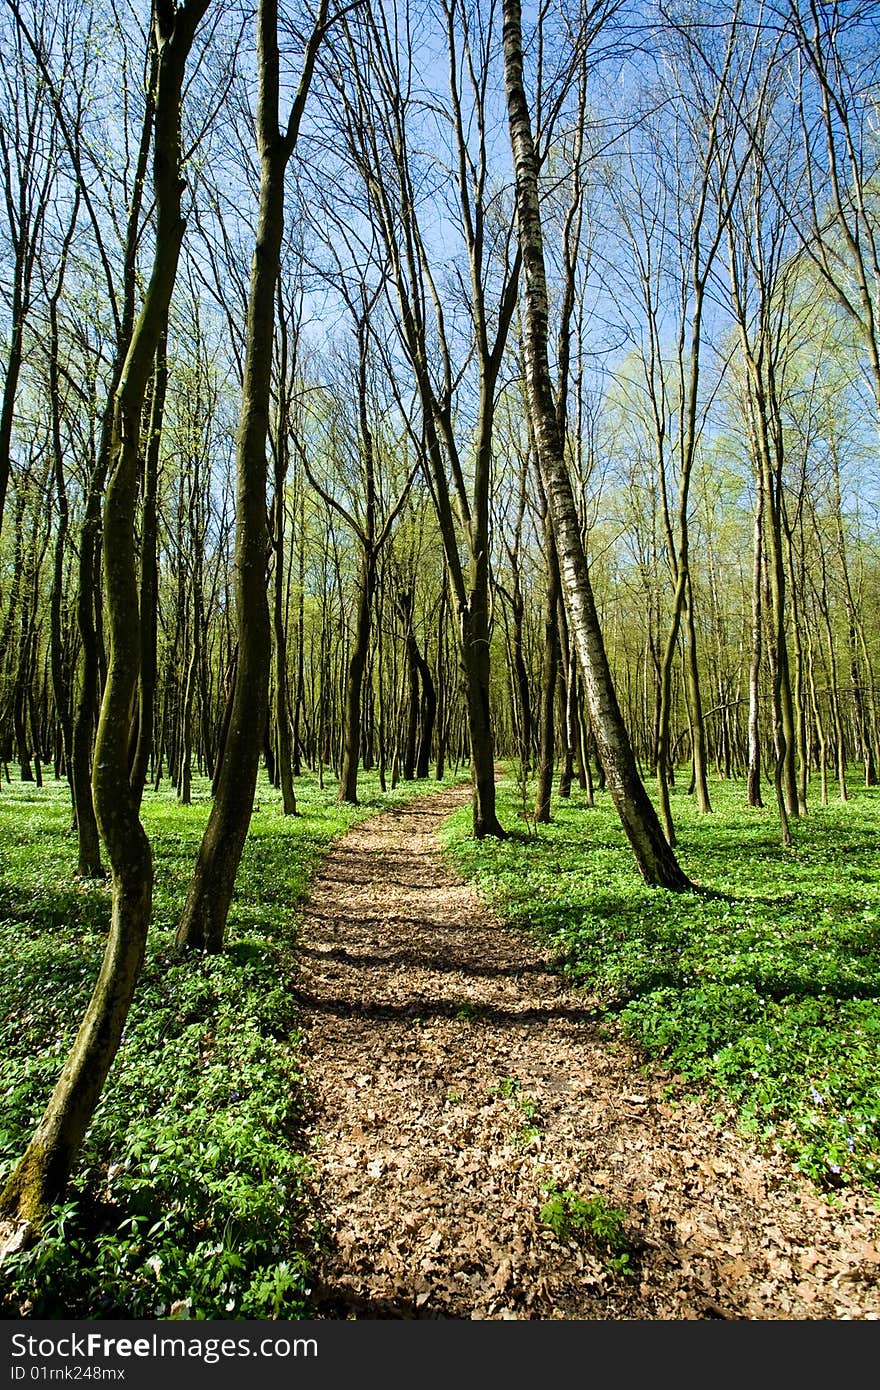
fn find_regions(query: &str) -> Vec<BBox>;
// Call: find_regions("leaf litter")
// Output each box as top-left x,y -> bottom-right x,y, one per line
295,787 -> 878,1320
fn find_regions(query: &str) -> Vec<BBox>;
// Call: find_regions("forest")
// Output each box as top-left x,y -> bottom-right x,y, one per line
0,0 -> 878,1322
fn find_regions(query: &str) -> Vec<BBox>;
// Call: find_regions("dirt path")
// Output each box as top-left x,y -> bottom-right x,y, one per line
294,786 -> 879,1319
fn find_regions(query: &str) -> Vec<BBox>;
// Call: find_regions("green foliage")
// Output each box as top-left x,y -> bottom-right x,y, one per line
445,778 -> 880,1193
539,1186 -> 633,1273
0,768 -> 463,1318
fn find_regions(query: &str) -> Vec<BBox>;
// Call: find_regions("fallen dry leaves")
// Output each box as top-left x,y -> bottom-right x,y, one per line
295,786 -> 879,1320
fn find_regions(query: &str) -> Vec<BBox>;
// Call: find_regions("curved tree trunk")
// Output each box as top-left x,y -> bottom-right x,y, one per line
0,0 -> 208,1228
69,39 -> 157,875
763,450 -> 799,825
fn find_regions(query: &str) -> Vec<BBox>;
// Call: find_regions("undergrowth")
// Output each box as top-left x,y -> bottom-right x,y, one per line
444,775 -> 880,1195
540,1186 -> 634,1274
0,767 -> 461,1318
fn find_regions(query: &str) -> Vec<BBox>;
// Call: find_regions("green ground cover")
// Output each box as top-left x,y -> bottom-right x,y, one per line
444,776 -> 880,1195
0,768 -> 460,1318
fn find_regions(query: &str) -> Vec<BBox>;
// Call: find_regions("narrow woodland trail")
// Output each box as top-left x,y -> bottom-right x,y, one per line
295,786 -> 879,1320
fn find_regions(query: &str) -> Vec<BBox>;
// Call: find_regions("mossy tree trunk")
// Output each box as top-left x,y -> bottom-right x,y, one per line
0,0 -> 210,1230
175,0 -> 329,952
69,45 -> 157,877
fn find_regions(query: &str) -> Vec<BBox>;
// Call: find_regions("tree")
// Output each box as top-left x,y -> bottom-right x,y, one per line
784,0 -> 880,786
501,0 -> 691,890
0,0 -> 211,1229
175,0 -> 331,952
0,0 -> 60,541
322,0 -> 521,837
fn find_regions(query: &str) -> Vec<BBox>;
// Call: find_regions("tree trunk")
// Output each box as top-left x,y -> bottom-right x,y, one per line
70,458 -> 105,876
502,0 -> 690,889
534,501 -> 560,823
763,450 -> 799,823
271,294 -> 296,814
179,632 -> 196,805
683,579 -> 712,814
273,516 -> 296,814
130,332 -> 166,808
414,641 -> 436,780
175,0 -> 328,952
338,550 -> 375,805
48,202 -> 79,805
747,462 -> 764,807
435,578 -> 448,780
460,601 -> 505,839
0,0 -> 207,1228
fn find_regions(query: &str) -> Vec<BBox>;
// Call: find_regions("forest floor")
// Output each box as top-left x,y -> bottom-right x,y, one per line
296,784 -> 879,1320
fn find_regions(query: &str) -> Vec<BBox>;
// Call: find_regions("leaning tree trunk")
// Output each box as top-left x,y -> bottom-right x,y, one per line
0,0 -> 208,1229
502,0 -> 690,889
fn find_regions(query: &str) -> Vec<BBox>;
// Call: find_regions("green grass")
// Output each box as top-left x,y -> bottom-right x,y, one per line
0,764 -> 464,1318
443,774 -> 880,1195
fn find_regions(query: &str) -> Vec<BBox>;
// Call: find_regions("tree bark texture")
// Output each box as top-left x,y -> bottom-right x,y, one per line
501,0 -> 690,890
